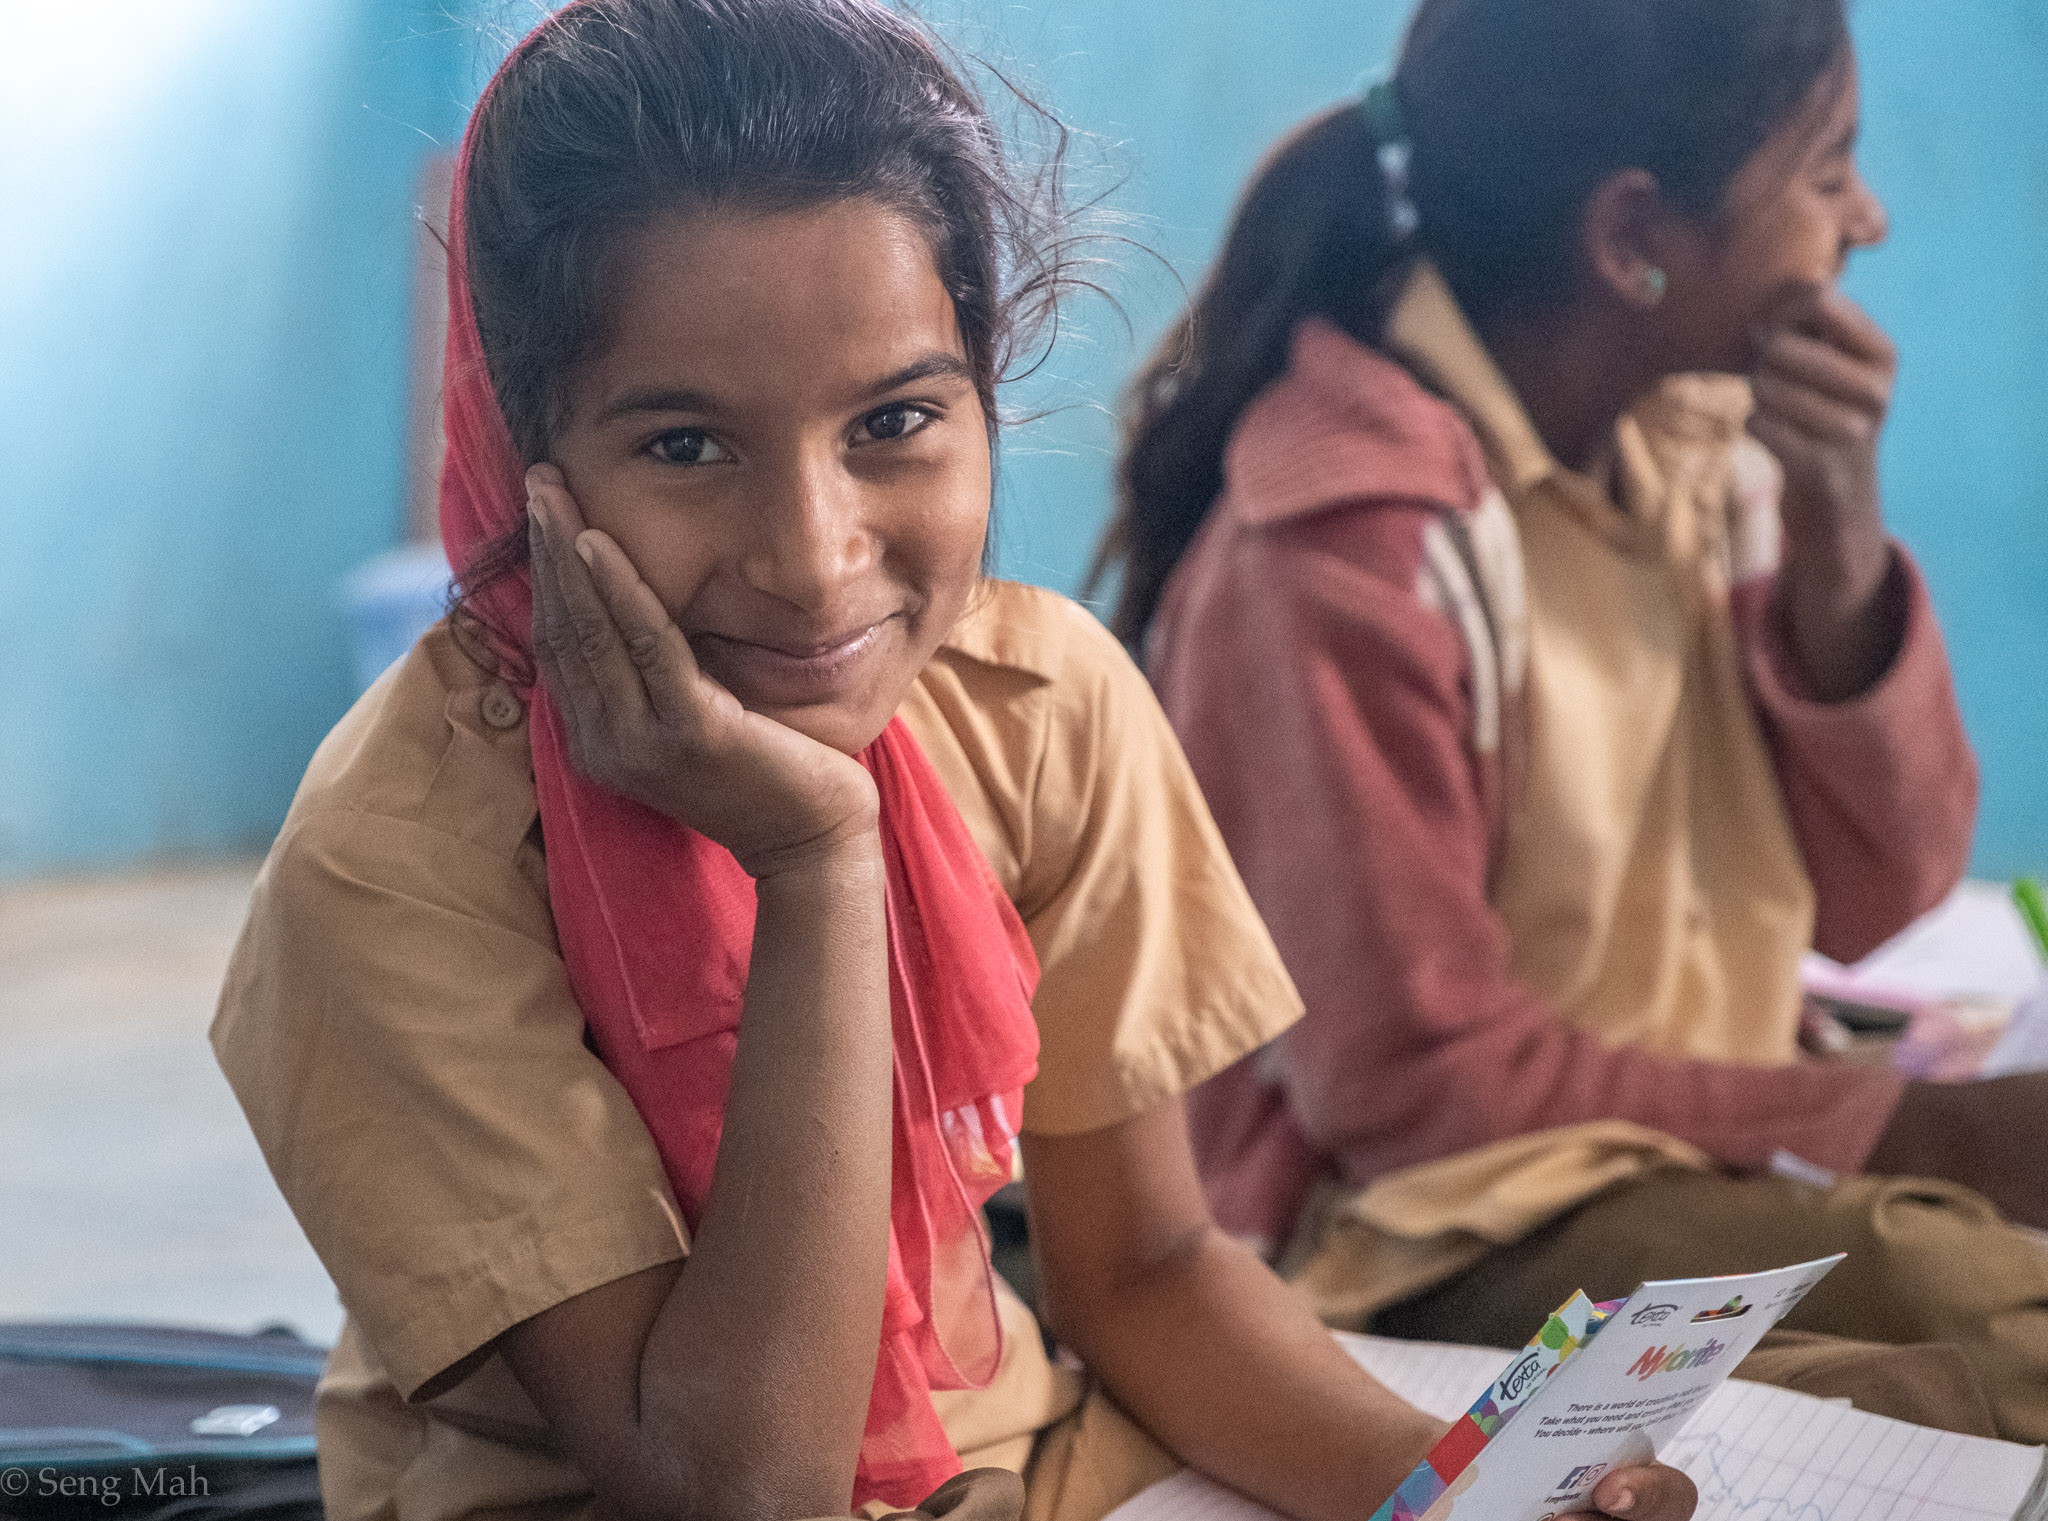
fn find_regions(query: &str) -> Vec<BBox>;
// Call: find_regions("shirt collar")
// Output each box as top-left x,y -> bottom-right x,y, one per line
1384,262 -> 1756,556
936,579 -> 1064,685
1384,261 -> 1562,498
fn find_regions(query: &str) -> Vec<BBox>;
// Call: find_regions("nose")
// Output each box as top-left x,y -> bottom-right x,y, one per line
1845,169 -> 1888,250
738,453 -> 876,616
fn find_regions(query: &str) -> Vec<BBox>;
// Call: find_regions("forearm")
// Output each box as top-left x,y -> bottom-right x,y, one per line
636,840 -> 894,1512
1736,557 -> 1976,961
1291,1004 -> 1903,1181
1773,524 -> 1903,703
1746,281 -> 1904,705
1030,1110 -> 1444,1521
517,476 -> 904,1515
1029,1102 -> 1698,1521
1055,1225 -> 1443,1521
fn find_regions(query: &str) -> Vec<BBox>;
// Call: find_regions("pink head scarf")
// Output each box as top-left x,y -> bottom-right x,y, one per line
436,8 -> 1042,1507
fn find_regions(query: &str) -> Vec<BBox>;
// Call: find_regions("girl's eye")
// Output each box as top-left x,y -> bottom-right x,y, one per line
648,428 -> 729,465
861,405 -> 935,444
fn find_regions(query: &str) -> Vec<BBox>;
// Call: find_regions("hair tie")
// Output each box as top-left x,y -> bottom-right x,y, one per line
1360,80 -> 1420,242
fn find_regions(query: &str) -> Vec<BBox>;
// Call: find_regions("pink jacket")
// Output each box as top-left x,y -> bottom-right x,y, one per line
1150,323 -> 1978,1249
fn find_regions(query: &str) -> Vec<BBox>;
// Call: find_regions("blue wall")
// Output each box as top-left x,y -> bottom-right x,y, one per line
963,0 -> 1410,592
1846,2 -> 2048,878
0,0 -> 473,876
5,1 -> 2045,878
974,0 -> 2048,878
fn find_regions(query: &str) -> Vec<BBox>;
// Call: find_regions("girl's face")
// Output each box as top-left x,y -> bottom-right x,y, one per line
549,200 -> 991,756
1663,54 -> 1888,370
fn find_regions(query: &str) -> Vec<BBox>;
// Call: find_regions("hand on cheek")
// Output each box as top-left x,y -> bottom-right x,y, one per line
1745,281 -> 1893,562
1745,281 -> 1904,699
527,464 -> 880,877
1559,1462 -> 1700,1521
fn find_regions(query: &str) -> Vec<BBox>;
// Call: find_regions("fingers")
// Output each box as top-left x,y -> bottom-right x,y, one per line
1753,288 -> 1884,359
529,487 -> 607,754
524,467 -> 759,812
1754,326 -> 1892,416
1818,289 -> 1897,370
883,1470 -> 1025,1521
1749,369 -> 1877,450
528,469 -> 649,752
1755,282 -> 1896,370
1744,411 -> 1822,484
575,528 -> 708,727
527,463 -> 580,528
1580,1463 -> 1699,1521
1749,282 -> 1894,467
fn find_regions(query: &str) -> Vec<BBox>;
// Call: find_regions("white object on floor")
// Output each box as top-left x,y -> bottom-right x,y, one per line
1804,880 -> 2046,1007
341,541 -> 452,696
1985,987 -> 2048,1078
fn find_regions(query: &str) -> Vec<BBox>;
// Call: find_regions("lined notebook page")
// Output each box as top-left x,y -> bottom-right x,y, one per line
1102,1335 -> 2048,1521
1664,1381 -> 2048,1521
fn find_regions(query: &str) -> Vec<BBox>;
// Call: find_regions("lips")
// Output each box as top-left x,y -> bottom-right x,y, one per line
688,616 -> 900,709
750,625 -> 888,661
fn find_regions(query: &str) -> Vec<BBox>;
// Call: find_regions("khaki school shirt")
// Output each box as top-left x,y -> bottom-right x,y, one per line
1387,264 -> 1815,1068
212,578 -> 1301,1521
1279,268 -> 1819,1326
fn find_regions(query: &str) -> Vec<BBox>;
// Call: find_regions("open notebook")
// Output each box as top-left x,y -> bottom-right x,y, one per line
1104,1335 -> 2048,1521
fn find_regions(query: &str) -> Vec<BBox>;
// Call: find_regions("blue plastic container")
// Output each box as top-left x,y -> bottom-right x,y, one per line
340,543 -> 454,696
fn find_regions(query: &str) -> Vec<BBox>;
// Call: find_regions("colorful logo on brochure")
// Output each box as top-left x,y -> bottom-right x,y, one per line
1691,1295 -> 1752,1323
1496,1351 -> 1546,1403
1626,1338 -> 1729,1381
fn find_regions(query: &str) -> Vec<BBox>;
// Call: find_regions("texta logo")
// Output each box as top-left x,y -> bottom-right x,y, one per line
1498,1351 -> 1545,1402
1626,1338 -> 1728,1380
1628,1303 -> 1679,1326
1692,1296 -> 1751,1322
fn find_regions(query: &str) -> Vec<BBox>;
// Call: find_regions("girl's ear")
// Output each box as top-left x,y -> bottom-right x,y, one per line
1580,168 -> 1675,312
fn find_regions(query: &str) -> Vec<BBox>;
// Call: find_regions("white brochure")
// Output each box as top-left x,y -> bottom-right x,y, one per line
1423,1254 -> 1843,1521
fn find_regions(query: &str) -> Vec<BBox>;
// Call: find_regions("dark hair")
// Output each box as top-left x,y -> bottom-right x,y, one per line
1100,0 -> 1851,647
452,0 -> 1080,615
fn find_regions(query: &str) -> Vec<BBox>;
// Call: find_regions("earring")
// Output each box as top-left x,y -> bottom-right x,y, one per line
1641,266 -> 1668,305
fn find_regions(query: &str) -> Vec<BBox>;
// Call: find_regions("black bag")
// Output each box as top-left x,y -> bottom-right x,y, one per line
0,1324 -> 322,1520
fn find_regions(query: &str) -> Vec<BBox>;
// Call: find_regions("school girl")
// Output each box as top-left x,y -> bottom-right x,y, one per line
1104,0 -> 2048,1445
208,3 -> 1702,1519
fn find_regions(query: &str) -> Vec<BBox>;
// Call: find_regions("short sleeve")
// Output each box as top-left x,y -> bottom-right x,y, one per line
211,807 -> 687,1400
1005,599 -> 1304,1136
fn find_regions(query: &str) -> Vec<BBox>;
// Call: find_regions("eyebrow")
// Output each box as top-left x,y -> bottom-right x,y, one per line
594,351 -> 975,425
867,353 -> 976,396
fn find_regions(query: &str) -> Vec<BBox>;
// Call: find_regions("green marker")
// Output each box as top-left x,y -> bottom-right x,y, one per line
2013,877 -> 2048,965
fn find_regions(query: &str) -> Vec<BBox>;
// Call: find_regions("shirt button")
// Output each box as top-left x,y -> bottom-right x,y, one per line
479,684 -> 525,731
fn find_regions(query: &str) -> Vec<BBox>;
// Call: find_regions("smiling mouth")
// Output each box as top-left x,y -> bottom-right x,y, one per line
688,618 -> 897,706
